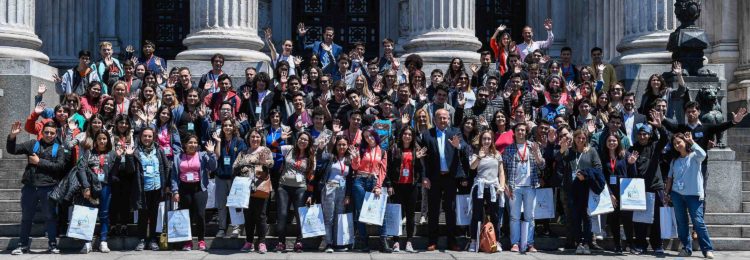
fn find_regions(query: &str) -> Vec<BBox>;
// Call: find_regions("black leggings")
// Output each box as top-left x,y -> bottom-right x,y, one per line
110,180 -> 134,226
470,186 -> 500,240
394,184 -> 418,241
138,190 -> 162,241
178,183 -> 207,241
244,197 -> 268,243
276,185 -> 306,242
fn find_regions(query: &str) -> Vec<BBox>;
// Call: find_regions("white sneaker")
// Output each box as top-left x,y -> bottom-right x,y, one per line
216,229 -> 226,238
496,242 -> 503,252
11,246 -> 28,255
81,242 -> 92,254
392,242 -> 400,252
405,242 -> 416,253
419,215 -> 427,224
230,225 -> 241,238
575,244 -> 584,254
705,251 -> 715,259
100,241 -> 110,253
468,240 -> 478,252
582,244 -> 591,255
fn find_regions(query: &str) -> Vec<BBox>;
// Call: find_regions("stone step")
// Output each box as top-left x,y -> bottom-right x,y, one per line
0,170 -> 23,180
0,179 -> 22,189
1,235 -> 748,251
745,191 -> 750,202
0,189 -> 20,199
745,202 -> 750,213
744,171 -> 750,181
703,225 -> 750,238
705,213 -> 750,225
745,181 -> 750,192
0,200 -> 21,212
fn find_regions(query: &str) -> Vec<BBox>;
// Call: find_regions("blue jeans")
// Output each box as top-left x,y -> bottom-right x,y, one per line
671,191 -> 713,254
19,185 -> 57,247
98,185 -> 112,241
509,187 -> 535,246
352,175 -> 386,240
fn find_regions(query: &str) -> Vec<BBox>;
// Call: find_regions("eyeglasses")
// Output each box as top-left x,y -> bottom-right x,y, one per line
42,131 -> 56,135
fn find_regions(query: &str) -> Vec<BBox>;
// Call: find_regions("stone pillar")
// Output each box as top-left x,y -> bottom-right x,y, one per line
567,0 -> 624,64
98,0 -> 121,57
402,0 -> 482,64
728,0 -> 750,116
526,0 -> 568,58
176,0 -> 270,62
0,0 -> 49,63
614,0 -> 677,65
37,0 -> 98,68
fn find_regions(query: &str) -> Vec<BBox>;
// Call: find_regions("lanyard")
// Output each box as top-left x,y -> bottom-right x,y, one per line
349,130 -> 360,145
338,158 -> 346,176
610,158 -> 616,175
517,143 -> 527,162
97,154 -> 106,174
126,78 -> 132,93
294,153 -> 305,170
224,139 -> 233,156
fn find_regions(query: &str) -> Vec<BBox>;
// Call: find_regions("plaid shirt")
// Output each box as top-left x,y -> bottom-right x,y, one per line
502,141 -> 545,189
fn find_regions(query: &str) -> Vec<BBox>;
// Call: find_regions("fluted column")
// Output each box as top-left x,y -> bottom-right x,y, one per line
733,0 -> 750,88
402,0 -> 481,63
614,0 -> 677,64
0,0 -> 49,63
568,0 -> 624,64
37,0 -> 97,67
176,0 -> 269,62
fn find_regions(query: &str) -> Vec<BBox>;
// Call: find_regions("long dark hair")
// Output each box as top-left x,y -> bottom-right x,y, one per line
92,130 -> 113,153
602,132 -> 625,161
396,126 -> 416,150
294,131 -> 316,177
113,114 -> 132,137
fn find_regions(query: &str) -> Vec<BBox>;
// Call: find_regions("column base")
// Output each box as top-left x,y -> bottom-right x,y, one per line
168,60 -> 272,84
613,31 -> 673,65
403,31 -> 482,63
706,148 -> 742,213
0,46 -> 50,64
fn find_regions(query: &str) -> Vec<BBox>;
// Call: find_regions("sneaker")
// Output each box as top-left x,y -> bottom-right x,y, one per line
705,251 -> 715,259
319,240 -> 328,251
678,248 -> 692,257
120,225 -> 129,236
241,242 -> 255,252
150,240 -> 159,251
419,215 -> 427,224
405,241 -> 416,253
258,243 -> 267,254
590,241 -> 603,250
135,239 -> 146,251
496,242 -> 503,252
294,242 -> 303,252
582,244 -> 591,255
392,241 -> 400,252
275,242 -> 286,252
182,241 -> 193,251
81,242 -> 92,254
468,240 -> 477,252
654,247 -> 665,256
198,240 -> 206,251
510,244 -> 520,252
614,246 -> 623,255
630,247 -> 643,255
47,244 -> 61,254
527,245 -> 538,253
230,225 -> 241,238
575,244 -> 584,255
216,229 -> 226,238
325,246 -> 334,253
11,246 -> 28,255
100,241 -> 110,253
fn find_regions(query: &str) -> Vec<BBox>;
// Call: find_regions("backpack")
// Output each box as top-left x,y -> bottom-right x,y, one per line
33,141 -> 59,159
479,217 -> 498,253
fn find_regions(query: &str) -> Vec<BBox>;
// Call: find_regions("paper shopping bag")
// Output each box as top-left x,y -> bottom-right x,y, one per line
226,177 -> 251,208
660,207 -> 679,239
299,204 -> 326,238
384,203 -> 402,236
456,194 -> 472,226
229,207 -> 245,225
588,185 -> 615,216
167,209 -> 192,242
358,192 -> 388,225
205,178 -> 216,209
67,205 -> 99,240
534,188 -> 555,219
620,178 -> 647,210
336,213 -> 354,245
632,192 -> 655,223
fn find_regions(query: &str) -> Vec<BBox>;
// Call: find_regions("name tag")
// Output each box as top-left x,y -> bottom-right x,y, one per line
97,173 -> 105,182
676,181 -> 685,191
610,176 -> 617,185
186,172 -> 195,182
517,163 -> 528,176
187,122 -> 195,131
295,174 -> 304,182
224,157 -> 231,165
402,168 -> 410,177
146,165 -> 154,173
121,156 -> 126,163
163,147 -> 171,155
694,132 -> 704,138
255,107 -> 262,115
571,171 -> 577,180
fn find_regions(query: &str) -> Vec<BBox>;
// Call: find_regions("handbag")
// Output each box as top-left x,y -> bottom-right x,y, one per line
251,172 -> 272,199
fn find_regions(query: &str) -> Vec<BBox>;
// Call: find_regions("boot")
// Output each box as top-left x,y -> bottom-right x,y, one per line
379,237 -> 393,253
357,237 -> 370,252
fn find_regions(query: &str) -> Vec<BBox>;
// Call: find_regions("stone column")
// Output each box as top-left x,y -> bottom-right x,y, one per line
0,0 -> 49,63
526,0 -> 568,58
98,0 -> 121,57
728,0 -> 750,114
176,0 -> 269,62
567,0 -> 624,64
402,0 -> 482,63
614,0 -> 677,65
37,0 -> 98,67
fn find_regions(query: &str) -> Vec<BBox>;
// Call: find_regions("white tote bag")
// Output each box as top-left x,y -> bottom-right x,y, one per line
229,207 -> 245,225
205,178 -> 217,209
620,178 -> 647,211
588,185 -> 615,216
534,188 -> 555,219
660,207 -> 679,239
299,204 -> 327,238
632,192 -> 655,224
167,209 -> 192,242
456,194 -> 472,226
336,213 -> 354,245
226,176 -> 251,208
67,205 -> 99,241
384,203 -> 402,236
155,201 -> 166,234
358,192 -> 388,225
591,215 -> 602,234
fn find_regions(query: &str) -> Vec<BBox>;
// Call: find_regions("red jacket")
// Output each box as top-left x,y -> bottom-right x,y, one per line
203,90 -> 241,122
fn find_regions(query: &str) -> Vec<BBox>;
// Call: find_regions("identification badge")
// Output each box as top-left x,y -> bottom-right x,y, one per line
402,168 -> 410,177
295,174 -> 304,182
676,181 -> 685,191
146,165 -> 154,173
97,173 -> 105,182
695,132 -> 703,138
120,155 -> 126,163
224,157 -> 231,165
255,107 -> 262,115
186,172 -> 195,182
517,163 -> 528,176
163,147 -> 171,155
571,171 -> 577,180
610,176 -> 617,185
187,122 -> 195,131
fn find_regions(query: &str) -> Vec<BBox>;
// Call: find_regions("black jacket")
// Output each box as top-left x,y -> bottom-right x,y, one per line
629,126 -> 668,191
5,137 -> 66,187
385,146 -> 425,188
124,144 -> 171,210
421,127 -> 469,180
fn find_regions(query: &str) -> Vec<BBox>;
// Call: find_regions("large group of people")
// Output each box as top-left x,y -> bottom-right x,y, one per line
7,19 -> 748,259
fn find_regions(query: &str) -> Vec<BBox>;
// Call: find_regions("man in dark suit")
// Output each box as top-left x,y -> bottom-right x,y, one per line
421,109 -> 469,251
622,92 -> 647,145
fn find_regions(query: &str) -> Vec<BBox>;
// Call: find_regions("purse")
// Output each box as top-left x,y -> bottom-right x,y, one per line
251,173 -> 272,199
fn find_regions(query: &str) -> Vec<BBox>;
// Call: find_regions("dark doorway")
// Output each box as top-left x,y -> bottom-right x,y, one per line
475,0 -> 527,53
292,0 -> 380,61
141,0 -> 190,60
